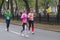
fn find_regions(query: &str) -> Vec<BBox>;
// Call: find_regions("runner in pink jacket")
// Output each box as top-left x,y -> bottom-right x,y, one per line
20,11 -> 28,37
21,11 -> 27,32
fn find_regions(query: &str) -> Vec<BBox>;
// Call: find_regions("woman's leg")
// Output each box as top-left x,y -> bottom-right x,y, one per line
31,21 -> 34,33
24,23 -> 27,34
21,23 -> 25,33
28,20 -> 31,31
24,23 -> 29,37
6,20 -> 10,31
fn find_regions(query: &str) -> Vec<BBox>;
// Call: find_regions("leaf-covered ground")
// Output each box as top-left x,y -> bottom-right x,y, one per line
0,18 -> 60,31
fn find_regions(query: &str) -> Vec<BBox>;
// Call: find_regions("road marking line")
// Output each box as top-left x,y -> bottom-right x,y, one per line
10,31 -> 20,35
5,29 -> 20,35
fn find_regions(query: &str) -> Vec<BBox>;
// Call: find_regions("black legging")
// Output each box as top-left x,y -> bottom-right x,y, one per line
6,19 -> 10,29
28,20 -> 34,27
21,23 -> 27,32
28,20 -> 34,32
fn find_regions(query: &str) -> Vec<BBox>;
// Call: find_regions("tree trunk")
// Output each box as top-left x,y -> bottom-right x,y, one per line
35,0 -> 41,22
14,0 -> 18,15
0,0 -> 5,13
57,0 -> 60,24
35,0 -> 39,14
23,0 -> 30,13
10,0 -> 14,19
0,0 -> 4,18
7,0 -> 9,9
14,0 -> 18,20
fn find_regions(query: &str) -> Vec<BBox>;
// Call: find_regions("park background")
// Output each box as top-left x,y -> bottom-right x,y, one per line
0,0 -> 60,32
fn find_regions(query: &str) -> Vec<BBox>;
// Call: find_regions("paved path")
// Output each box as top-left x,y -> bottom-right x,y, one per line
0,22 -> 60,40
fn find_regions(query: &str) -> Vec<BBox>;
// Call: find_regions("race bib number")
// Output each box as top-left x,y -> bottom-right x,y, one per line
7,17 -> 10,20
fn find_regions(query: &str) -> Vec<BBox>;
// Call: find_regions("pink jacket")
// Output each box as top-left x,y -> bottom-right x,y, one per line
21,13 -> 27,23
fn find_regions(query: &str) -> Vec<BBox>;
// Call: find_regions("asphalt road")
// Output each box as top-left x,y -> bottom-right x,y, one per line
0,22 -> 60,40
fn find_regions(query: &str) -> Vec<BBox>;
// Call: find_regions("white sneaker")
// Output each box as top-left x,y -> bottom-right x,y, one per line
25,35 -> 29,37
21,34 -> 24,36
32,32 -> 35,34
